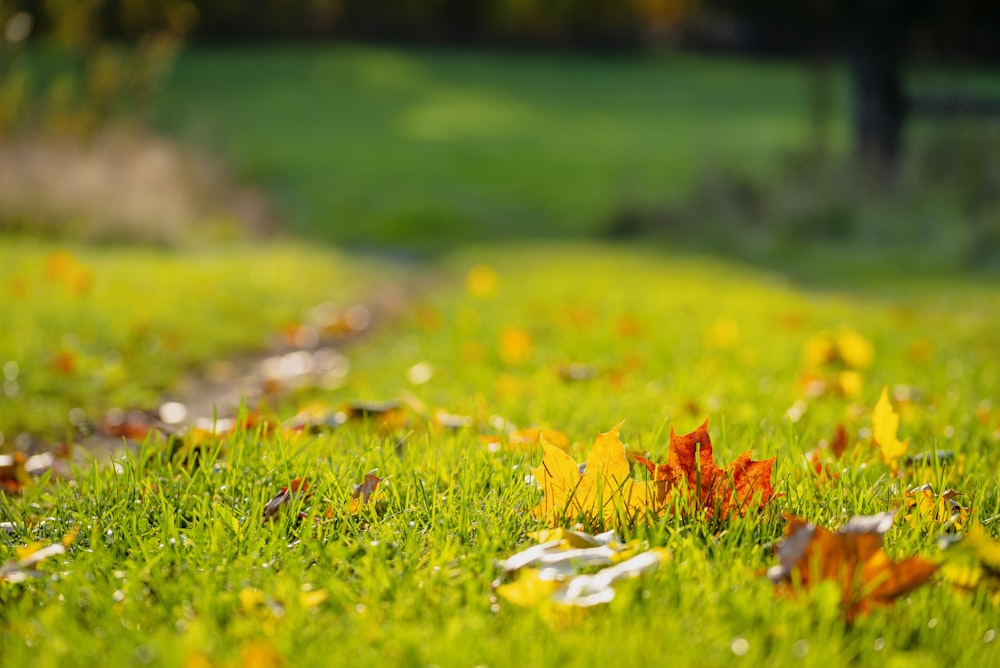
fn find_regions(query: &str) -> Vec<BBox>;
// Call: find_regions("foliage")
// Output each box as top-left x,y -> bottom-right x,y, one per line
1,1 -> 194,137
611,128 -> 1000,270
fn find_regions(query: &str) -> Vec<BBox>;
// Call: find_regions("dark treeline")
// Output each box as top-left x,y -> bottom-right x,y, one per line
10,0 -> 1000,61
7,0 -> 1000,166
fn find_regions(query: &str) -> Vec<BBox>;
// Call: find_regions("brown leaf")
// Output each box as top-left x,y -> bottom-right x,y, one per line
262,477 -> 311,524
767,512 -> 938,621
348,470 -> 382,514
0,452 -> 30,494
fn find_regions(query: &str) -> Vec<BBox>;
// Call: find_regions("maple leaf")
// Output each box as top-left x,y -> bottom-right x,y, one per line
767,512 -> 938,621
531,423 -> 652,528
872,386 -> 908,470
635,419 -> 776,519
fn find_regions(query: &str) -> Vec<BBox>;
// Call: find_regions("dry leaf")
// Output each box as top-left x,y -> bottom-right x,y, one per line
873,387 -> 908,470
0,528 -> 76,583
262,477 -> 311,523
348,470 -> 382,514
804,423 -> 849,480
496,529 -> 668,608
902,483 -> 968,530
767,512 -> 938,621
937,525 -> 1000,593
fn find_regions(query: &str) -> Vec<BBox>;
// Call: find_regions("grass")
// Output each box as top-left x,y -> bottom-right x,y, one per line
0,238 -> 394,438
155,45 -> 834,248
3,241 -> 1000,666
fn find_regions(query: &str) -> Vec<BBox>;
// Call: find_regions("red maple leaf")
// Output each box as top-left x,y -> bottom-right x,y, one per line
635,419 -> 776,519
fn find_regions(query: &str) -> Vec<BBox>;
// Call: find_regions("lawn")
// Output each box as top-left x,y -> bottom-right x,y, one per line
2,239 -> 999,667
156,46 -> 835,247
0,239 -> 397,439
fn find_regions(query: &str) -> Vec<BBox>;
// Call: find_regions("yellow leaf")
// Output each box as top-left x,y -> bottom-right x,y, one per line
531,439 -> 584,525
496,568 -> 562,607
499,327 -> 532,365
238,588 -> 266,613
873,387 -> 907,467
466,264 -> 498,298
836,370 -> 863,399
836,329 -> 874,369
707,317 -> 740,348
532,423 -> 640,528
240,639 -> 284,668
939,525 -> 1000,592
298,588 -> 328,609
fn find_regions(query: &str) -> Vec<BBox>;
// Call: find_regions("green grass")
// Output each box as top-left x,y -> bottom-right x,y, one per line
156,46 -> 837,248
0,238 -> 393,437
3,242 -> 999,666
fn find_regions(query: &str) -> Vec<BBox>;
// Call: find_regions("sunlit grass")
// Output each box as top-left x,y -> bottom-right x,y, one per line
2,242 -> 999,666
0,238 -> 392,437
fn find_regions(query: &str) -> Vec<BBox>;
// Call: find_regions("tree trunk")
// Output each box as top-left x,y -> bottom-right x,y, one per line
850,41 -> 906,173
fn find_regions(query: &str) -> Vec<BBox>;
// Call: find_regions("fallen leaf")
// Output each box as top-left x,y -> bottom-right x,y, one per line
531,423 -> 651,528
804,423 -> 849,480
509,427 -> 570,452
803,329 -> 873,370
496,568 -> 563,607
466,264 -> 498,298
343,399 -> 407,433
348,470 -> 382,514
262,477 -> 311,524
636,419 -> 776,520
873,387 -> 908,470
902,483 -> 968,530
0,529 -> 76,583
0,452 -> 30,494
496,529 -> 668,608
937,525 -> 1000,594
767,512 -> 938,621
240,639 -> 284,668
499,327 -> 533,365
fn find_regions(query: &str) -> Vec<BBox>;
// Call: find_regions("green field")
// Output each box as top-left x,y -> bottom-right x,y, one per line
157,46 -> 835,247
3,239 -> 1000,667
3,46 -> 1000,668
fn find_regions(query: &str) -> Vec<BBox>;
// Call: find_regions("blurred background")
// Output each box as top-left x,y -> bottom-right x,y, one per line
2,0 -> 1000,266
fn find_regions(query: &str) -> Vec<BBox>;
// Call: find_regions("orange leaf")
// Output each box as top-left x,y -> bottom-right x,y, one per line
636,419 -> 776,519
767,512 -> 938,621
